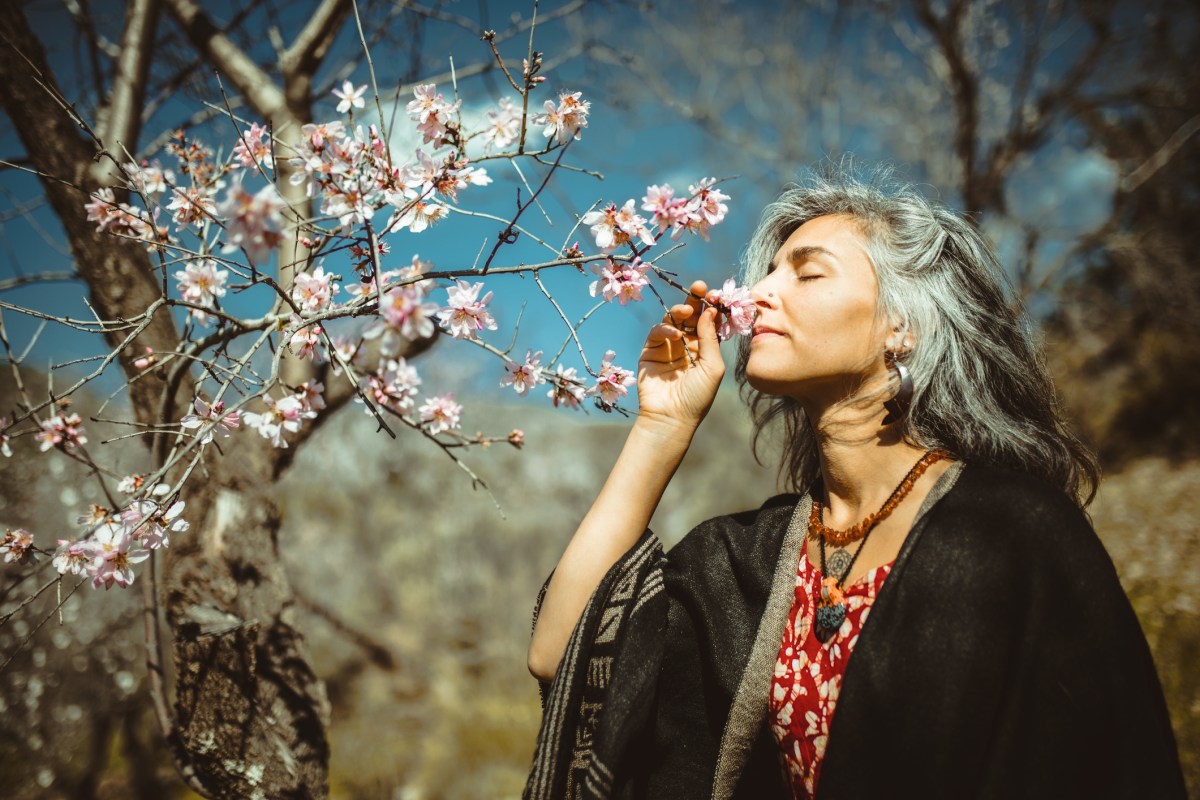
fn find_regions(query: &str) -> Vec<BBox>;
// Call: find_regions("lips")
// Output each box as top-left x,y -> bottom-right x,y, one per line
751,324 -> 784,340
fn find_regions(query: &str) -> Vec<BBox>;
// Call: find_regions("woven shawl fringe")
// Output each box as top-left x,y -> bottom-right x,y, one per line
524,533 -> 666,800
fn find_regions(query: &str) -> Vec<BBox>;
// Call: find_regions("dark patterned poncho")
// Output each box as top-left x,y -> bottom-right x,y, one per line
524,463 -> 1187,800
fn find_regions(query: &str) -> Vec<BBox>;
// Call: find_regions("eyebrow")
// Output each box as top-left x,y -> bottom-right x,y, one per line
768,245 -> 836,271
788,245 -> 835,264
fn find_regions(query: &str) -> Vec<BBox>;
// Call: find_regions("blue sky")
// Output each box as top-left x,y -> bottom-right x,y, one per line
0,0 -> 1125,415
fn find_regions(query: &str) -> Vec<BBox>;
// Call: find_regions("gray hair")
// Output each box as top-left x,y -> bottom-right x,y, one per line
735,163 -> 1099,505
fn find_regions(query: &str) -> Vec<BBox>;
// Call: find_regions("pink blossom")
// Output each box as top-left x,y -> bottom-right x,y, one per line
297,380 -> 326,414
123,159 -> 174,198
500,350 -> 546,396
326,336 -> 363,375
589,258 -> 651,305
1,528 -> 36,565
180,397 -> 241,444
243,394 -> 315,448
347,255 -> 431,301
117,474 -> 149,494
166,185 -> 218,228
84,188 -> 119,230
436,280 -> 497,340
132,347 -> 156,370
386,192 -> 448,233
547,364 -> 587,410
86,521 -> 149,589
322,184 -> 374,230
0,415 -> 11,457
232,122 -> 274,170
581,200 -> 655,253
36,412 -> 87,452
87,190 -> 162,245
288,318 -> 324,361
445,163 -> 492,197
174,260 -> 229,326
402,149 -> 443,194
299,120 -> 347,152
291,265 -> 339,312
288,121 -> 348,197
76,505 -> 111,526
401,149 -> 491,204
333,81 -> 368,114
406,83 -> 460,144
533,91 -> 590,145
642,183 -> 698,240
217,178 -> 286,264
53,538 -> 89,576
418,393 -> 462,435
480,97 -> 522,151
120,499 -> 188,550
363,280 -> 439,355
684,178 -> 730,240
707,278 -> 757,340
508,429 -> 525,448
361,358 -> 421,414
589,350 -> 635,410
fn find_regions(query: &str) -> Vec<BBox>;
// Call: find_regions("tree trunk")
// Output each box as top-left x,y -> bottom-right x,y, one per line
166,438 -> 330,798
0,11 -> 331,797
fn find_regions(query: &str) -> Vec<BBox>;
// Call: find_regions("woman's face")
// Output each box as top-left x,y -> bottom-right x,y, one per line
744,214 -> 890,407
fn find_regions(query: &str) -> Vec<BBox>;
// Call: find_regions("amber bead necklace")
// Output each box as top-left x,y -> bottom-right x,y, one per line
808,448 -> 951,548
809,449 -> 951,642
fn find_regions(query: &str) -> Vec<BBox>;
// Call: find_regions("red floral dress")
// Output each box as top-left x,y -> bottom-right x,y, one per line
767,549 -> 895,799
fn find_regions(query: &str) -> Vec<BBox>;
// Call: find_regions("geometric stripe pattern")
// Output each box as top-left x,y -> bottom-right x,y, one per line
524,534 -> 665,799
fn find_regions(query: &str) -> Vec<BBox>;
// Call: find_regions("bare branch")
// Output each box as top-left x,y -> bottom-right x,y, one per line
95,0 -> 162,179
280,0 -> 352,81
161,0 -> 289,120
0,271 -> 80,293
1120,112 -> 1200,193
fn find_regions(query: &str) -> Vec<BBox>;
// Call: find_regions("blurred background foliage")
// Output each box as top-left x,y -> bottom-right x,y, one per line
3,375 -> 1198,798
1,0 -> 1198,796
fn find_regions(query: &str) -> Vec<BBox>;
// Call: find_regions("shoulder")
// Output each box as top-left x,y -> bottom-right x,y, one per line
935,462 -> 1093,543
941,462 -> 1085,521
664,493 -> 801,578
925,461 -> 1116,584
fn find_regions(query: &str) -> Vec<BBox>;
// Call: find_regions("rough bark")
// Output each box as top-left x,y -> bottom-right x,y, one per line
167,438 -> 330,799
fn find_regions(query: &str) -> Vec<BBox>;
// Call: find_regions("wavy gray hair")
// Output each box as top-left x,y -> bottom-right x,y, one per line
735,164 -> 1099,505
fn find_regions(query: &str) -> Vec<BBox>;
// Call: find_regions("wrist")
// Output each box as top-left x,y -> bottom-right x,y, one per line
631,412 -> 699,448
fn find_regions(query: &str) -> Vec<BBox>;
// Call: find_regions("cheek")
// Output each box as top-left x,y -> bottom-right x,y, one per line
819,291 -> 882,357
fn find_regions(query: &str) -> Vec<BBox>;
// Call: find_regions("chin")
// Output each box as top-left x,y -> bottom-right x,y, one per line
743,367 -> 800,398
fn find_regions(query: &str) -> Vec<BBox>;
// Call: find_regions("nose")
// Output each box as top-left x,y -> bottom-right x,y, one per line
749,273 -> 777,306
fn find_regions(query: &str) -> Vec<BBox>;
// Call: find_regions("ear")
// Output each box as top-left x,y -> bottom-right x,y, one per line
884,318 -> 915,353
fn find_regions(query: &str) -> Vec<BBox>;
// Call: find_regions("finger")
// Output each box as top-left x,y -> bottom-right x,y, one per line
685,280 -> 708,320
663,303 -> 696,331
645,322 -> 685,347
695,306 -> 723,364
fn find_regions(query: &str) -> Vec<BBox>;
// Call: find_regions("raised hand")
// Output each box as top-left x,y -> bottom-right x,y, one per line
636,279 -> 726,433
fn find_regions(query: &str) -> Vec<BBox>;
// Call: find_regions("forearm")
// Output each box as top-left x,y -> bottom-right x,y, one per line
527,417 -> 694,680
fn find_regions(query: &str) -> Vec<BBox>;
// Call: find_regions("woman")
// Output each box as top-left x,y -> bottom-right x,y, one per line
524,166 -> 1185,800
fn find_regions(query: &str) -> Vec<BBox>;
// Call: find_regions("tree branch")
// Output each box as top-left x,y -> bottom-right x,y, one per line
913,0 -> 981,211
95,0 -> 162,183
280,0 -> 352,81
161,0 -> 289,120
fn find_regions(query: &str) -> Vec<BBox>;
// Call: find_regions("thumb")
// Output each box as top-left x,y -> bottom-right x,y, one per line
695,306 -> 723,366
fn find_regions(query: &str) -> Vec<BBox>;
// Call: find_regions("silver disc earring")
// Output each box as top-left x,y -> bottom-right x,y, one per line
882,350 -> 914,425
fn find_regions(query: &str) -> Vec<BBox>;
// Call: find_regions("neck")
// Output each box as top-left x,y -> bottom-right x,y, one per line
805,400 -> 929,528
